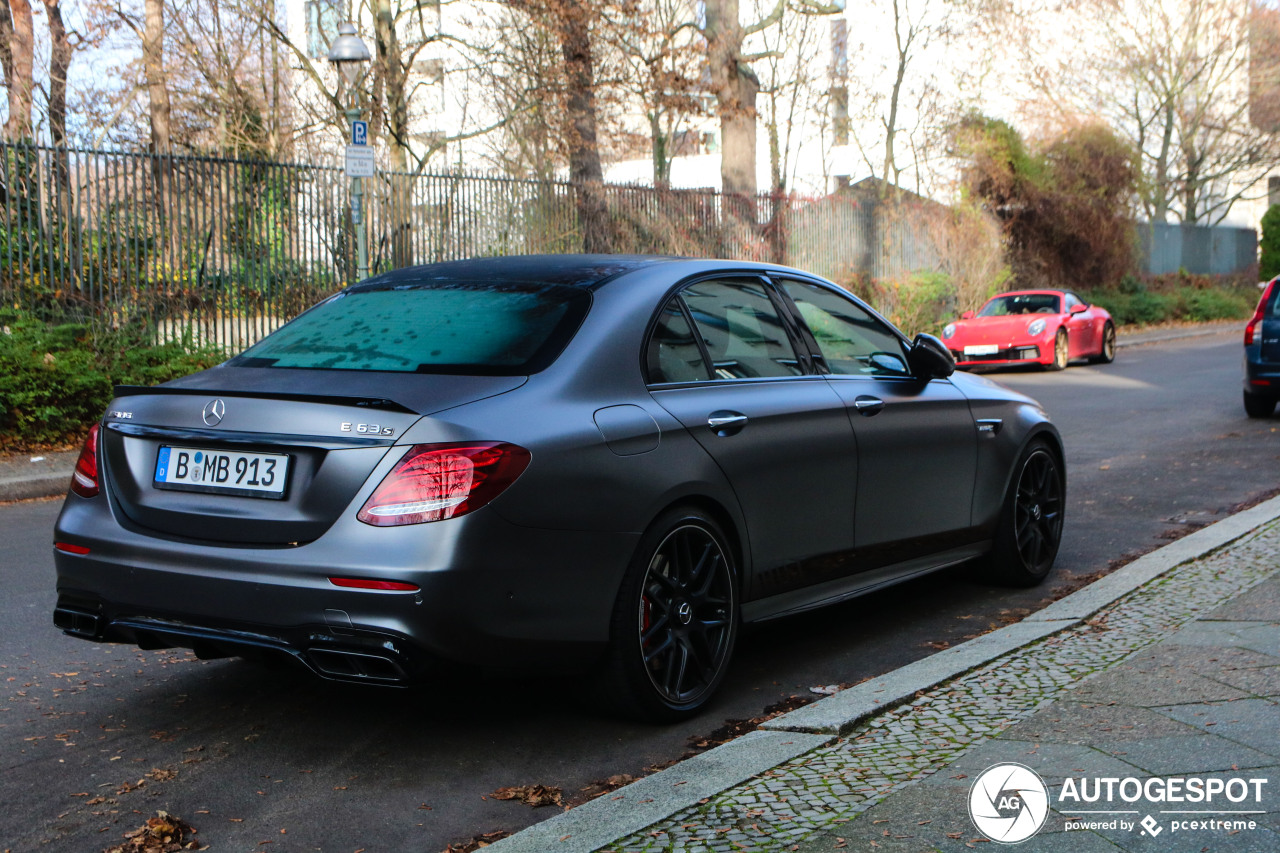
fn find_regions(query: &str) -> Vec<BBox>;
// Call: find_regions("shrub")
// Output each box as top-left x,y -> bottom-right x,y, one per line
0,312 -> 223,448
1261,204 -> 1280,282
1080,279 -> 1256,326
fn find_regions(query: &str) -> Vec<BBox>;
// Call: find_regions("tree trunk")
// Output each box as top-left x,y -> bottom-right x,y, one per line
705,0 -> 757,200
3,0 -> 34,140
143,0 -> 178,279
43,0 -> 75,287
42,0 -> 70,147
557,0 -> 611,253
375,0 -> 414,267
143,0 -> 171,155
1151,100 -> 1175,222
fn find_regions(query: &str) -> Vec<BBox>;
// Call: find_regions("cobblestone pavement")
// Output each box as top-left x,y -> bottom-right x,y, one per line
603,521 -> 1280,852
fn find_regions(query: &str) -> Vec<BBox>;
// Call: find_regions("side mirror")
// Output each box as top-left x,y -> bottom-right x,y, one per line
1070,303 -> 1087,314
961,310 -> 975,320
908,333 -> 955,380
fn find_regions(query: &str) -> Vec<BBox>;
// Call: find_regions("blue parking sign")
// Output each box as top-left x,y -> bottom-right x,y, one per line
351,120 -> 368,146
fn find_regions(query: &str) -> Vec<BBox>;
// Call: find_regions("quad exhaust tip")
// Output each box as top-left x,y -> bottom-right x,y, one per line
53,606 -> 103,639
307,648 -> 408,683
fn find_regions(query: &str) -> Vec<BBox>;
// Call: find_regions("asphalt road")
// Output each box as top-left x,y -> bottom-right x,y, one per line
2,328 -> 1276,853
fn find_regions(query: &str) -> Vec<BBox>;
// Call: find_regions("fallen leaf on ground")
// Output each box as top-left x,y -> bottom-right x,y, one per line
440,829 -> 511,852
490,785 -> 562,808
101,810 -> 199,852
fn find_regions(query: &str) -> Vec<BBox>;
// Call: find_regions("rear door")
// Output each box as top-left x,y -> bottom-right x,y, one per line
645,276 -> 858,597
776,278 -> 978,564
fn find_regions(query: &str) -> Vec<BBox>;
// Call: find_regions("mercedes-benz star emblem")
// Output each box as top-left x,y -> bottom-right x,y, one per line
202,399 -> 226,426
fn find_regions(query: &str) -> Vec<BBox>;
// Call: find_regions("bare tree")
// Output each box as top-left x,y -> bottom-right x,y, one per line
702,0 -> 843,199
1007,0 -> 1280,224
1,0 -> 35,140
602,0 -> 706,188
756,2 -> 826,193
141,0 -> 171,154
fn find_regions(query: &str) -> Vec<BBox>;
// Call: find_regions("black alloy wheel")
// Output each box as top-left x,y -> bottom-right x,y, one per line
1047,329 -> 1069,371
1090,322 -> 1116,364
602,508 -> 739,721
989,442 -> 1064,586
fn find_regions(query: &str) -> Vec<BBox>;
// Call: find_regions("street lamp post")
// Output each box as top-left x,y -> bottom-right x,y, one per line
327,23 -> 372,281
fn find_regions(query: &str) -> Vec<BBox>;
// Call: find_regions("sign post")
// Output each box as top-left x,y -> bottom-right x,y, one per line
343,117 -> 371,279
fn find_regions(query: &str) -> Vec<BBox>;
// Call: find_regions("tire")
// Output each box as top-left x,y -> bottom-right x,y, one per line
1244,391 -> 1277,419
1089,322 -> 1116,364
600,507 -> 739,721
987,441 -> 1064,587
1046,329 -> 1069,371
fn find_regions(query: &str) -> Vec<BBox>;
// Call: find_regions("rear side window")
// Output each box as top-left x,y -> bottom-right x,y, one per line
680,280 -> 803,379
647,300 -> 711,383
229,283 -> 589,375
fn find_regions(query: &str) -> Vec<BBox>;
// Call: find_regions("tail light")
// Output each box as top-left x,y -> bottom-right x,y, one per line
70,423 -> 100,498
357,442 -> 531,527
1245,279 -> 1277,346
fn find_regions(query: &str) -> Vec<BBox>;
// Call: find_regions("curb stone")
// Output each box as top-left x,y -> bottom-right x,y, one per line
482,731 -> 835,853
487,492 -> 1280,853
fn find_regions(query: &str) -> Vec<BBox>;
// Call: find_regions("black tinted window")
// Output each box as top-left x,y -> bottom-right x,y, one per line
647,299 -> 710,383
681,281 -> 802,379
229,282 -> 589,375
782,280 -> 910,377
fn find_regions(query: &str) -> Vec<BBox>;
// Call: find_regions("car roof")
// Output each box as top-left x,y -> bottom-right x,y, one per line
987,289 -> 1065,298
349,254 -> 680,292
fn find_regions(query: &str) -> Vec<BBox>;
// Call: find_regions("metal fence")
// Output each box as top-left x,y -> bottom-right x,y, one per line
1139,221 -> 1258,276
0,143 -> 950,349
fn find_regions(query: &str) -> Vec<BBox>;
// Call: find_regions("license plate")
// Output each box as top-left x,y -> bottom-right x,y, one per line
154,446 -> 288,499
964,344 -> 1000,356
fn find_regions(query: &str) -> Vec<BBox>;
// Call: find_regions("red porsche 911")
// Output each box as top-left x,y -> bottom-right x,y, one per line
942,290 -> 1116,371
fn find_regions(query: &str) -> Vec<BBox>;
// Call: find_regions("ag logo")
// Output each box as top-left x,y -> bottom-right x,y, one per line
968,763 -> 1050,844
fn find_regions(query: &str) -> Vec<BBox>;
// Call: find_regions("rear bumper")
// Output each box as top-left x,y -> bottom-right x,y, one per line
1243,347 -> 1280,397
53,492 -> 640,677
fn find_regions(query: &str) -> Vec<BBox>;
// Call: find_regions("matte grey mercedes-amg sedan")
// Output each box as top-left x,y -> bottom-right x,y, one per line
53,255 -> 1065,720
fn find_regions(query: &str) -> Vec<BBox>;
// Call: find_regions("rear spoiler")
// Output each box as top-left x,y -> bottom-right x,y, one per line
112,385 -> 416,414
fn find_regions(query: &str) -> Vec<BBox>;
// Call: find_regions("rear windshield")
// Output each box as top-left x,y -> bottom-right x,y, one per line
228,282 -> 589,375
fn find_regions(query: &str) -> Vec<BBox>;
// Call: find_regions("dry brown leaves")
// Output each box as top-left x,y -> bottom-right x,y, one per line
102,811 -> 201,853
490,784 -> 563,808
440,829 -> 511,852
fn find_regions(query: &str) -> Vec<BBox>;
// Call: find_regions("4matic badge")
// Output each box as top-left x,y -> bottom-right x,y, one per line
968,763 -> 1050,844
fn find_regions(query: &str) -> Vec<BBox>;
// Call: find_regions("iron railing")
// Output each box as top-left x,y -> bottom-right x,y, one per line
0,143 -> 946,349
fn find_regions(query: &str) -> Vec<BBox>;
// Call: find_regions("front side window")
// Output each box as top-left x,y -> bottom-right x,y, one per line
782,280 -> 910,377
680,280 -> 802,379
229,282 -> 589,375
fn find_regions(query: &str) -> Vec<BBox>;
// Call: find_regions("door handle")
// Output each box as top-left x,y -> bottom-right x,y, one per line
707,411 -> 748,435
853,396 -> 885,416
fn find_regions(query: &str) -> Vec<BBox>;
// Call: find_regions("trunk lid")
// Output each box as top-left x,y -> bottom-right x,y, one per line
100,372 -> 526,544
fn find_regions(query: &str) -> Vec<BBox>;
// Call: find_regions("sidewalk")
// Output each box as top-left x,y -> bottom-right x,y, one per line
490,496 -> 1280,853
